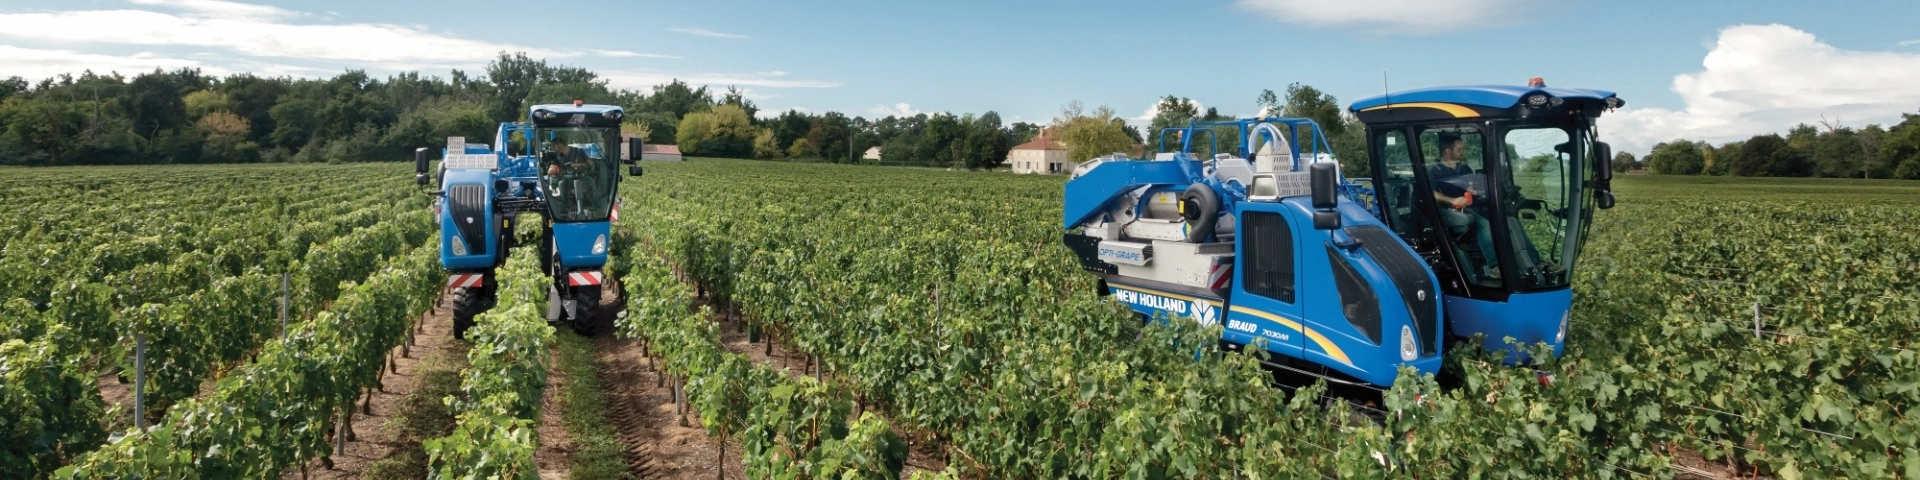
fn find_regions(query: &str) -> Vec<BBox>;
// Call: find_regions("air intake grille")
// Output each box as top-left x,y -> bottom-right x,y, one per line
448,184 -> 488,256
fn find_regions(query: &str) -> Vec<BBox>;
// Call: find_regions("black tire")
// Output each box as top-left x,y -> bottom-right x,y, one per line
567,285 -> 602,336
1180,184 -> 1220,243
452,285 -> 491,340
539,229 -> 555,276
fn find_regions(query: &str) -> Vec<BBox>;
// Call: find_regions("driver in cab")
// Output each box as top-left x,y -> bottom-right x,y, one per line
1428,132 -> 1498,280
545,136 -> 591,176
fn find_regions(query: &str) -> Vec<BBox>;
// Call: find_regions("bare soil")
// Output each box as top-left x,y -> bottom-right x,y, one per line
280,293 -> 465,479
593,334 -> 747,479
536,346 -> 572,479
1670,443 -> 1771,480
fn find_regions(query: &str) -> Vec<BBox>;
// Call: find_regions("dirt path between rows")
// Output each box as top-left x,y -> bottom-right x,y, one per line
592,281 -> 747,479
536,344 -> 573,479
280,292 -> 466,479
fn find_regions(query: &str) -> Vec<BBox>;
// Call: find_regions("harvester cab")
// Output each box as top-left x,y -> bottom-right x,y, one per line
416,101 -> 645,338
1060,80 -> 1622,387
1347,80 -> 1621,358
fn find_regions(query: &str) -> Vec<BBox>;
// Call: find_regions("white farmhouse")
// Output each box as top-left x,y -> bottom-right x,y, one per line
1009,128 -> 1068,174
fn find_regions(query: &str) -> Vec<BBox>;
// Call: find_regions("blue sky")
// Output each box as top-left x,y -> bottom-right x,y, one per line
4,0 -> 1919,154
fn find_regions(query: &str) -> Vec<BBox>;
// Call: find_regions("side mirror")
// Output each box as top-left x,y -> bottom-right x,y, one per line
1593,142 -> 1614,182
629,164 -> 644,177
1308,162 -> 1341,230
1309,162 -> 1339,209
414,147 -> 430,174
626,137 -> 645,163
1597,190 -> 1616,209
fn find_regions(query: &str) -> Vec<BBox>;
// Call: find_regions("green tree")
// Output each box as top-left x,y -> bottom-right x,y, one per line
1280,83 -> 1346,139
217,73 -> 288,144
268,97 -> 319,149
1729,134 -> 1808,177
1809,126 -> 1862,178
1255,89 -> 1281,117
675,104 -> 754,158
805,113 -> 853,163
718,86 -> 758,121
485,52 -> 551,122
1858,123 -> 1891,178
1146,96 -> 1199,145
787,137 -> 818,159
1052,102 -> 1135,163
752,127 -> 779,159
182,90 -> 231,121
1882,114 -> 1920,179
1705,141 -> 1739,176
647,79 -> 711,121
772,109 -> 811,152
1611,151 -> 1637,173
123,69 -> 197,139
1646,140 -> 1704,175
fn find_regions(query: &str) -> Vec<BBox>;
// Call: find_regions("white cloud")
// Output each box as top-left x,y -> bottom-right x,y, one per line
1607,24 -> 1920,155
670,27 -> 749,40
871,103 -> 922,117
0,8 -> 566,68
1233,0 -> 1541,34
592,50 -> 682,59
0,45 -> 221,80
0,1 -> 847,93
600,70 -> 840,90
128,0 -> 302,20
1901,39 -> 1920,46
0,1 -> 676,72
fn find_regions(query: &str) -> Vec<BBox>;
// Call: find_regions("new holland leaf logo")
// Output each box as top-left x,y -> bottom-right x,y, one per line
1193,302 -> 1218,326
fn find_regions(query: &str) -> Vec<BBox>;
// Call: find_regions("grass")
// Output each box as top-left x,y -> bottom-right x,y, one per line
554,331 -> 634,480
363,346 -> 465,480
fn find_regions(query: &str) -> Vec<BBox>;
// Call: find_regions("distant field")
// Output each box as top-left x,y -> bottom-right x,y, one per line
1612,173 -> 1920,203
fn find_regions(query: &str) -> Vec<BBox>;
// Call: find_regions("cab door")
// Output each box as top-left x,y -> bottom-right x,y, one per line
1224,203 -> 1306,360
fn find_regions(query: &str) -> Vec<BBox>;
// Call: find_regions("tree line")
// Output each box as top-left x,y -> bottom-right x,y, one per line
0,53 -> 1367,171
0,53 -> 1050,169
1638,114 -> 1920,179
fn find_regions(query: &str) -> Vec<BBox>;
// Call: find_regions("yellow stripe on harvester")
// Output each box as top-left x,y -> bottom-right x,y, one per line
1357,102 -> 1479,119
1229,306 -> 1355,368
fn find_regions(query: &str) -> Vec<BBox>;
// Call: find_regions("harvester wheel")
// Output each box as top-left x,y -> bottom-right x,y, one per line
567,286 -> 602,336
1180,184 -> 1220,243
451,284 -> 495,340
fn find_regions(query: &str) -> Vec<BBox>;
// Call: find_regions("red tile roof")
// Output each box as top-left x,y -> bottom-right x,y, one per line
1011,128 -> 1065,151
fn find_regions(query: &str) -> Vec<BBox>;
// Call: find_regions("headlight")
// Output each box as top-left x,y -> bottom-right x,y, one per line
1604,97 -> 1623,109
591,234 -> 607,255
1526,94 -> 1550,107
1399,325 -> 1417,361
605,110 -> 623,121
533,110 -> 553,120
1556,311 -> 1570,343
450,236 -> 467,256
